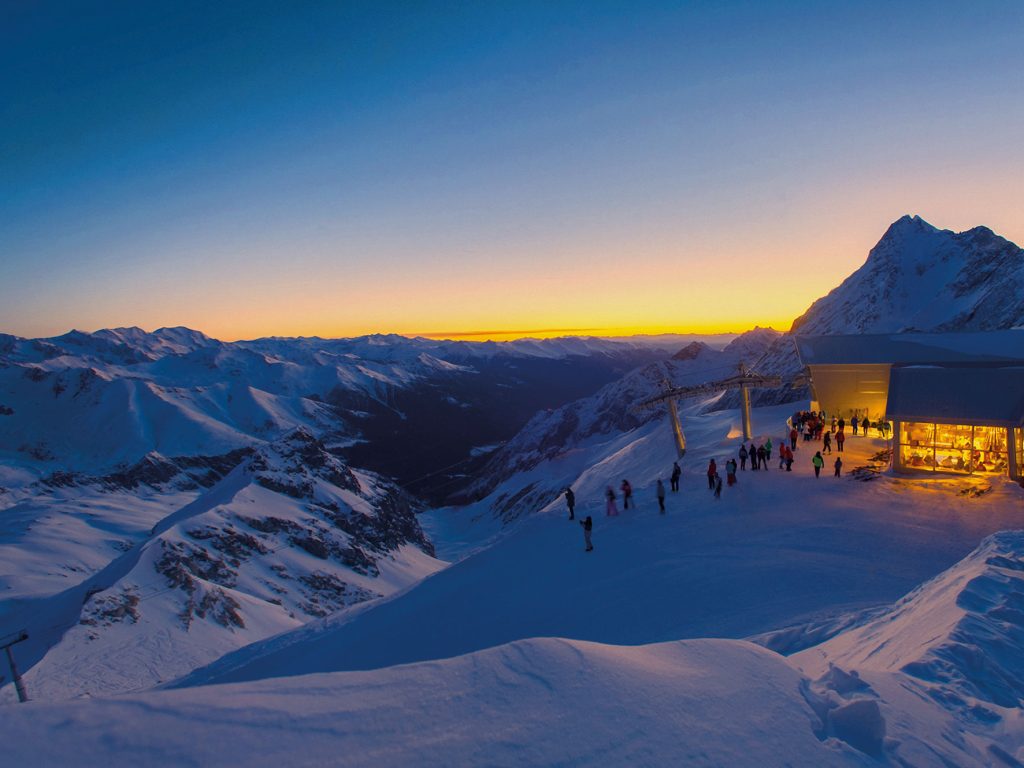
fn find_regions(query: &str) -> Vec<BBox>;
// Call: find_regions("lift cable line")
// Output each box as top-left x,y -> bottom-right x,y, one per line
635,362 -> 786,459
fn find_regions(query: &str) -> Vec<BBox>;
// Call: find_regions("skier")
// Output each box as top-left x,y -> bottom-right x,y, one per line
605,487 -> 619,517
580,516 -> 593,551
836,429 -> 846,453
620,479 -> 633,510
707,459 -> 718,489
834,456 -> 843,477
564,487 -> 576,520
670,461 -> 682,492
726,458 -> 737,486
714,473 -> 723,499
851,416 -> 859,436
784,444 -> 794,472
739,445 -> 748,470
764,437 -> 773,467
822,431 -> 832,454
656,479 -> 666,513
812,451 -> 824,478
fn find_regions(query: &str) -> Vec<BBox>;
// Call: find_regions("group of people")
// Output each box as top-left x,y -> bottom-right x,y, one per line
569,408 -> 892,549
566,460 -> 683,551
737,439 -> 773,471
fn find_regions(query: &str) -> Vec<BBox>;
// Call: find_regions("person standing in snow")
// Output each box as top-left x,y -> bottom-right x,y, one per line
707,459 -> 718,489
580,516 -> 593,551
834,456 -> 843,477
620,479 -> 633,510
756,444 -> 767,470
778,445 -> 786,470
838,417 -> 845,432
726,458 -> 737,486
784,444 -> 794,472
790,426 -> 798,451
565,487 -> 576,520
764,438 -> 773,467
656,479 -> 666,513
738,445 -> 748,470
812,451 -> 824,478
836,429 -> 846,453
822,431 -> 832,454
605,487 -> 619,517
831,416 -> 838,433
714,473 -> 723,499
670,461 -> 681,492
862,417 -> 871,436
851,416 -> 859,436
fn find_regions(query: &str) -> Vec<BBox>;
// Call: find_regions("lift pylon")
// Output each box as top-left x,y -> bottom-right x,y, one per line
635,363 -> 784,456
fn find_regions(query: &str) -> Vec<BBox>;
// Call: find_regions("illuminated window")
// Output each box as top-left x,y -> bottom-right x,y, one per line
898,422 -> 1009,476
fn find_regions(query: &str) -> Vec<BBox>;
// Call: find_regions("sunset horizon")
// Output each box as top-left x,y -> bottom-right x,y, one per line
3,3 -> 1023,764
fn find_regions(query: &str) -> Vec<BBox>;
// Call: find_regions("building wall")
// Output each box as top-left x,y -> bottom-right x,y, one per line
807,364 -> 891,422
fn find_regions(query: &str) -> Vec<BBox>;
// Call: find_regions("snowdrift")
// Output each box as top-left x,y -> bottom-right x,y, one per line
0,637 -> 875,768
9,528 -> 1024,767
797,530 -> 1024,711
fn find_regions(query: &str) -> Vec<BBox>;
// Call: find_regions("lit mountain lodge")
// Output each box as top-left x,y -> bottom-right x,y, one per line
795,332 -> 1024,481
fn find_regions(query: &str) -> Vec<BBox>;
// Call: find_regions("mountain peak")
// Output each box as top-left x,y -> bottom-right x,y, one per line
790,215 -> 1023,335
880,214 -> 938,242
671,341 -> 710,361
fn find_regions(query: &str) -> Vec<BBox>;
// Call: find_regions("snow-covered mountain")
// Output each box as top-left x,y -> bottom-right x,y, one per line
792,215 -> 1024,335
2,429 -> 439,701
0,327 -> 676,493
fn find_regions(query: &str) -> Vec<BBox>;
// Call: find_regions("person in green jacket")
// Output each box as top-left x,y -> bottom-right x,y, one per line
812,451 -> 824,478
764,438 -> 773,467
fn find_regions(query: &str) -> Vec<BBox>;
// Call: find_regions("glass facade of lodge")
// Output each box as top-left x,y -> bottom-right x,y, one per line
896,421 -> 1020,477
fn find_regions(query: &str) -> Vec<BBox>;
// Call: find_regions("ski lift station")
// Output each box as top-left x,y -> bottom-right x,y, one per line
795,331 -> 1024,481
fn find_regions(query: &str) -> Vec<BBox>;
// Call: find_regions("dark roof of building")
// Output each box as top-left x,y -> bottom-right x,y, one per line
795,331 -> 1024,366
886,364 -> 1024,425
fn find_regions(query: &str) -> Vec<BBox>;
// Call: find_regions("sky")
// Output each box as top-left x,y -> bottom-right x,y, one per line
1,1 -> 1022,341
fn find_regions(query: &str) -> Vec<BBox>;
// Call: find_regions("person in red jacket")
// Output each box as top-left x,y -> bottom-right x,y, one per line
836,429 -> 846,452
790,427 -> 798,450
707,459 -> 717,490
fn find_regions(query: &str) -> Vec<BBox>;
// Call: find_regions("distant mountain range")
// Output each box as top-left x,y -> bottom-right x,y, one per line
0,328 -> 687,492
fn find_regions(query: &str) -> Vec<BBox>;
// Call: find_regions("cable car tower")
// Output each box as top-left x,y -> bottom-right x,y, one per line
635,363 -> 784,459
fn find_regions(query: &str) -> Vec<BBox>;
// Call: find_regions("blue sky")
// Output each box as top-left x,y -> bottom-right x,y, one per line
2,1 -> 1022,339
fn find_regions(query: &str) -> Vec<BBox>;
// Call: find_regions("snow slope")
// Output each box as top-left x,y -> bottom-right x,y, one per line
0,430 -> 440,702
176,406 -> 1024,689
8,531 -> 1024,766
796,530 -> 1024,712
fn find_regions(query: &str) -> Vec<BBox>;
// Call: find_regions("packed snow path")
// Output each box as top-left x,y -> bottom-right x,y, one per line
179,423 -> 1024,687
